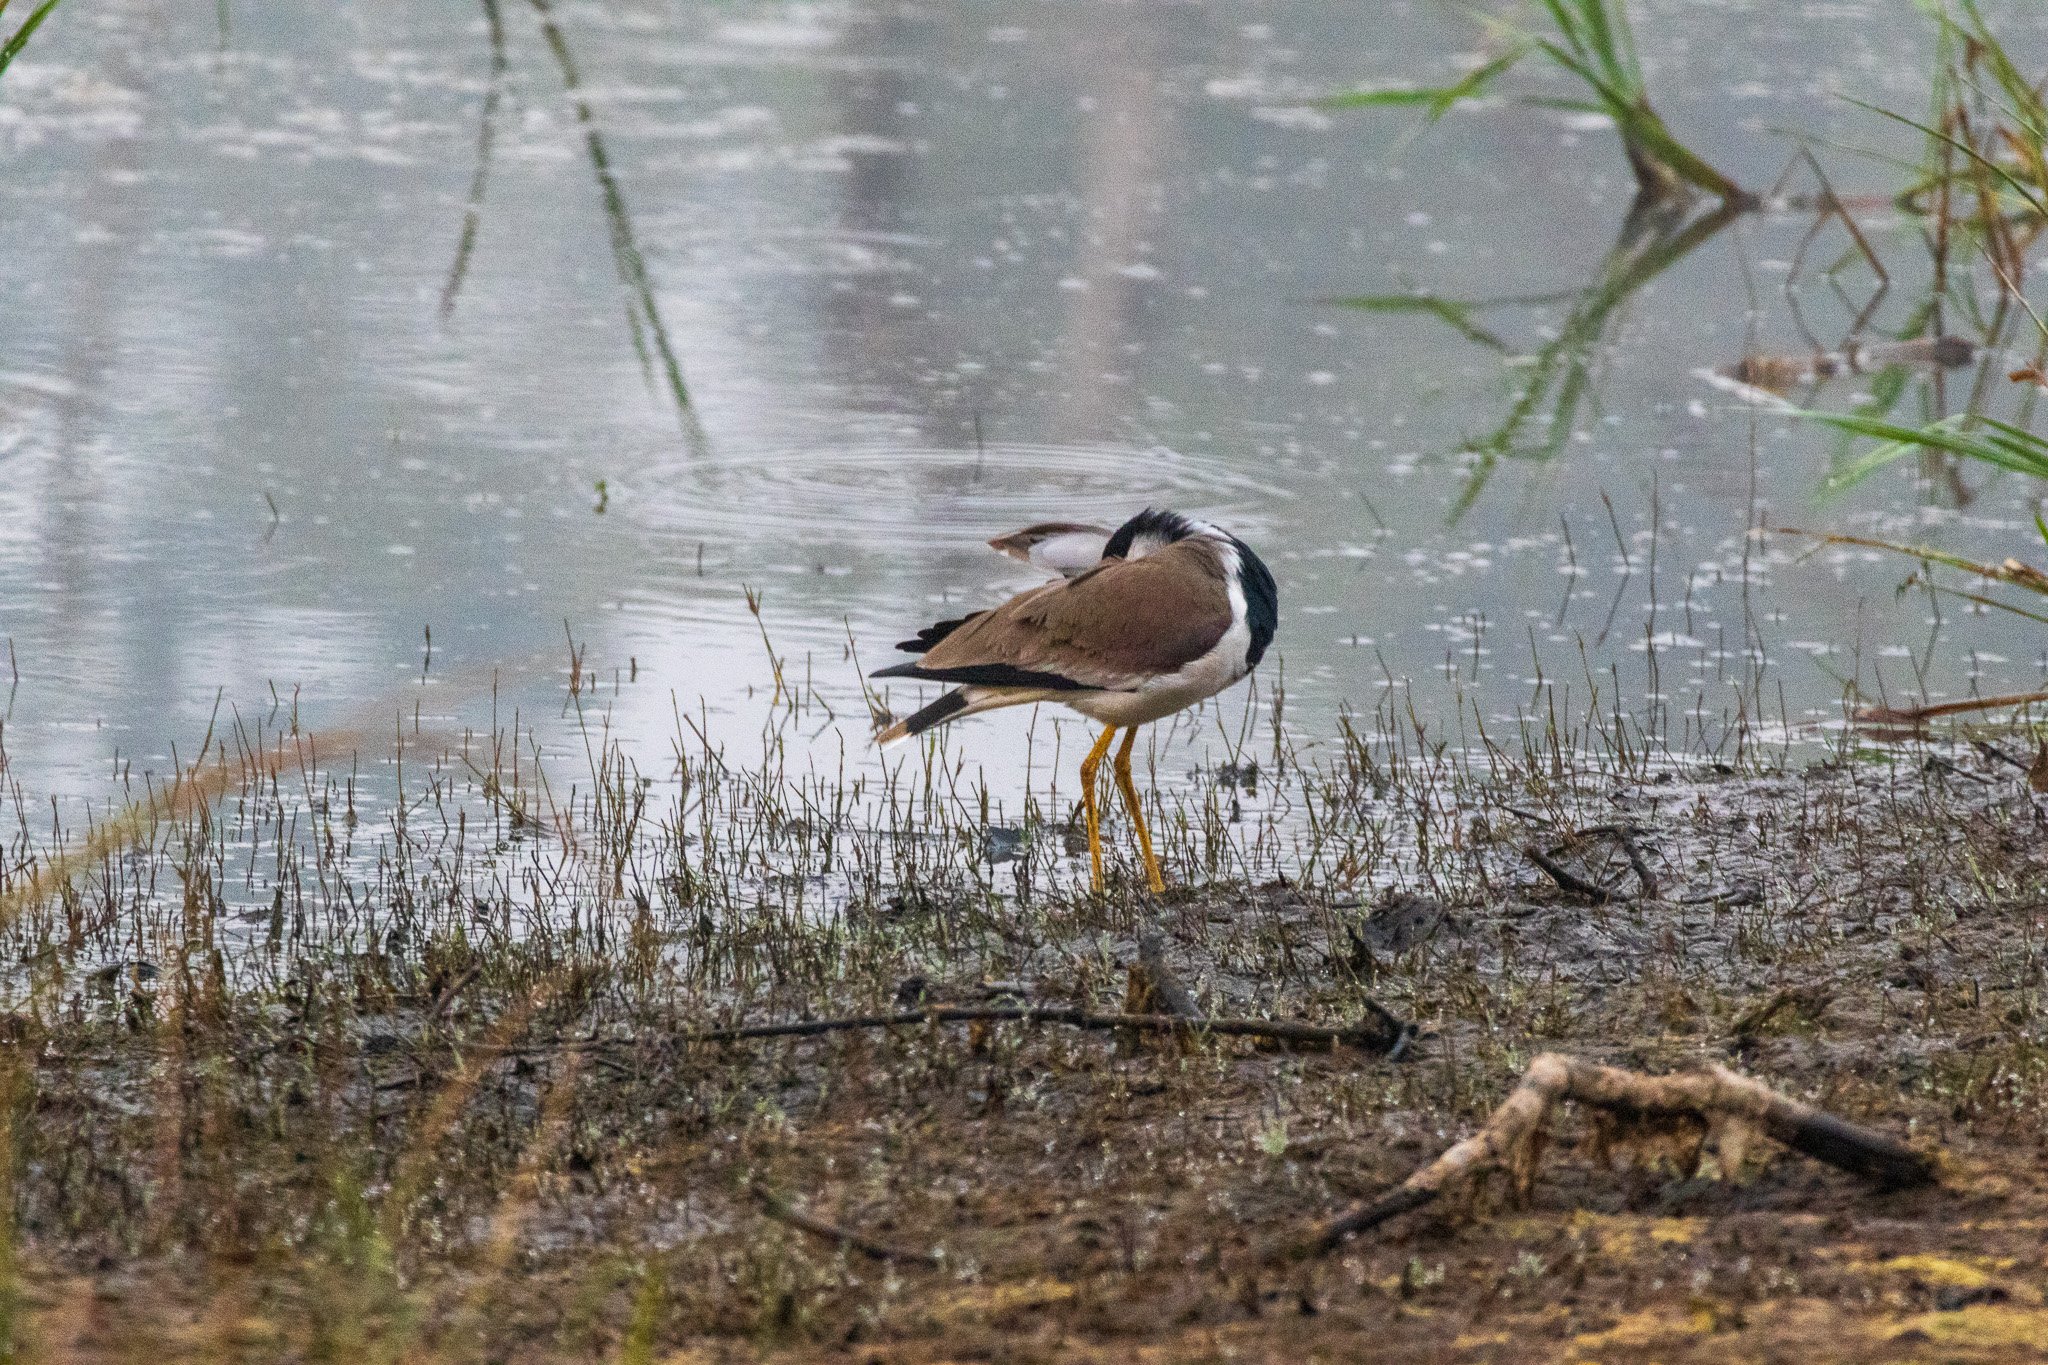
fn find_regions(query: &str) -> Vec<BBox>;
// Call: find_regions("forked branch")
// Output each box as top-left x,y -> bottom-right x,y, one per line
1289,1052 -> 1936,1260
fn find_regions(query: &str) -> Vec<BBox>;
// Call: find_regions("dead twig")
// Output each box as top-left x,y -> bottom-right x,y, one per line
1972,739 -> 2029,773
1854,689 -> 2048,729
1679,882 -> 1762,906
1523,845 -> 1617,903
430,964 -> 483,1022
1730,984 -> 1834,1039
691,1003 -> 1409,1054
1612,826 -> 1660,900
1288,1052 -> 1936,1260
1561,824 -> 1661,900
476,1001 -> 1413,1057
1132,926 -> 1203,1020
746,1182 -> 941,1265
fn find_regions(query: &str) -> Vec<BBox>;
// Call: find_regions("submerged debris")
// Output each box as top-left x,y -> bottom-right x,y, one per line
1723,335 -> 1976,393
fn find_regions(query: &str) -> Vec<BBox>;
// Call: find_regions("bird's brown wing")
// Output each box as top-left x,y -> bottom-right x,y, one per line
882,539 -> 1232,690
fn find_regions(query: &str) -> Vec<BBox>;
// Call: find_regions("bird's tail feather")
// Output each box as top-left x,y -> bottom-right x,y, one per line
875,688 -> 970,745
873,686 -> 1057,746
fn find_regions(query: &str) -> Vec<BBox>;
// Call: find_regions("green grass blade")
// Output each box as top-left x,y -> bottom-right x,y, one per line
0,0 -> 61,79
1805,408 -> 2048,489
1317,88 -> 1455,109
1319,44 -> 1527,121
1569,0 -> 1638,95
1536,0 -> 1593,71
1841,94 -> 2048,219
1956,0 -> 2048,134
1815,417 -> 1960,491
1608,0 -> 1644,89
1820,364 -> 1911,483
1977,413 -> 2048,452
1533,37 -> 1740,199
1519,96 -> 1610,115
1325,293 -> 1512,351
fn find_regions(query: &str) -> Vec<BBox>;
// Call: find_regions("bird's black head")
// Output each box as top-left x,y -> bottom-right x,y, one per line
1233,536 -> 1278,670
1102,508 -> 1199,560
1107,509 -> 1277,670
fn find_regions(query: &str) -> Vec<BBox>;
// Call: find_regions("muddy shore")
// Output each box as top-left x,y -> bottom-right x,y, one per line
4,737 -> 2048,1363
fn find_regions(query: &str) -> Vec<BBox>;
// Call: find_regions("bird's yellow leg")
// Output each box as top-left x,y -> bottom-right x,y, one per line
1078,726 -> 1119,893
1112,727 -> 1165,894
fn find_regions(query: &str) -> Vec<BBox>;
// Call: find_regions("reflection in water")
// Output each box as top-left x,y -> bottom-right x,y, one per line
438,0 -> 506,319
1720,336 -> 1975,395
4,0 -> 2048,835
527,0 -> 698,445
1049,22 -> 1168,446
1336,192 -> 1743,521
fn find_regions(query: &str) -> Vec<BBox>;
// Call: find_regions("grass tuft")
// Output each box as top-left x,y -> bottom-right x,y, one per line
1323,0 -> 1748,204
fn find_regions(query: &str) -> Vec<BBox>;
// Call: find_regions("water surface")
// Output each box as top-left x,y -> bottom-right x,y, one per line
4,0 -> 2046,845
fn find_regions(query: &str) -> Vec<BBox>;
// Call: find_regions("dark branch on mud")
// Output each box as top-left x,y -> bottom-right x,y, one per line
1611,825 -> 1660,900
1522,844 -> 1618,903
477,1000 -> 1413,1058
746,1182 -> 942,1265
1133,926 -> 1203,1021
689,1003 -> 1410,1054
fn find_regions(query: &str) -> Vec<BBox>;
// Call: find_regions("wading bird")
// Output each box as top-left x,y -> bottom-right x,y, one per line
873,509 -> 1277,893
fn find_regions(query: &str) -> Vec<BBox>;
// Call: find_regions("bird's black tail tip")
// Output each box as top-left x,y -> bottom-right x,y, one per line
875,688 -> 970,745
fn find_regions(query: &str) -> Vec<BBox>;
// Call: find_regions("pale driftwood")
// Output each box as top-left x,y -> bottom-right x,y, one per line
1293,1052 -> 1936,1259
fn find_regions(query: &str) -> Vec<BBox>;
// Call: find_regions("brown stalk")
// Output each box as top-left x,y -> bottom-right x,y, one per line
1854,689 -> 2048,728
747,1182 -> 942,1265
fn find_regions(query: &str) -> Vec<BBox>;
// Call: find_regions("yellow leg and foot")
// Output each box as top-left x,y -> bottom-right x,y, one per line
1112,727 -> 1166,894
1078,726 -> 1119,893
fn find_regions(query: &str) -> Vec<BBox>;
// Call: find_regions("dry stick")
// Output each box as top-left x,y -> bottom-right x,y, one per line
1972,739 -> 2030,773
483,1002 -> 1411,1057
1290,1052 -> 1936,1260
687,1004 -> 1408,1054
1800,145 -> 1888,286
1135,926 -> 1202,1021
1729,984 -> 1833,1039
1549,823 -> 1658,899
747,1182 -> 941,1265
1612,826 -> 1660,900
430,963 -> 483,1022
1522,845 -> 1617,903
1854,689 -> 2048,726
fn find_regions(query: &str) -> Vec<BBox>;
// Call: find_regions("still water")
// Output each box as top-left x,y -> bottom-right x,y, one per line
4,0 -> 2047,834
